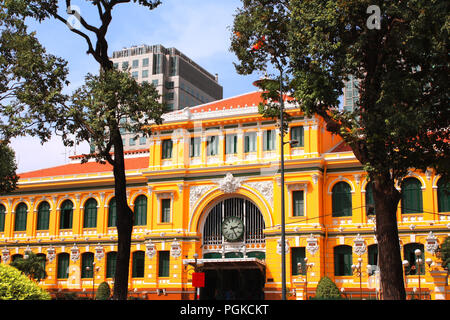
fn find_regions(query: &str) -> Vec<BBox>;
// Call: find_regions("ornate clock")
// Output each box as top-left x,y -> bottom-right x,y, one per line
222,216 -> 244,242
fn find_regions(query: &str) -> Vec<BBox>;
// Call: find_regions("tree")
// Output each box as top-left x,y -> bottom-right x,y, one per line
10,251 -> 47,282
315,276 -> 342,300
0,263 -> 50,300
5,0 -> 164,299
231,0 -> 449,299
440,236 -> 450,270
96,281 -> 111,300
0,2 -> 68,194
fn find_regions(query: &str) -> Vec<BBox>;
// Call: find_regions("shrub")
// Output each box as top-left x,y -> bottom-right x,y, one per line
314,276 -> 342,300
95,281 -> 111,300
440,236 -> 450,270
0,263 -> 50,300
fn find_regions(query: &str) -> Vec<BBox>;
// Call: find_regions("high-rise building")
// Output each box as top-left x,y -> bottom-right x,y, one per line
342,75 -> 359,112
111,44 -> 223,150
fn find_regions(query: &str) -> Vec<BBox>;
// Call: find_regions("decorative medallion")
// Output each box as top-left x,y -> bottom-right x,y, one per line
70,243 -> 80,262
277,239 -> 290,255
306,234 -> 319,256
145,240 -> 156,259
425,232 -> 439,254
47,245 -> 56,263
1,247 -> 10,263
353,234 -> 367,256
214,173 -> 245,194
189,184 -> 215,211
170,239 -> 182,258
95,243 -> 104,261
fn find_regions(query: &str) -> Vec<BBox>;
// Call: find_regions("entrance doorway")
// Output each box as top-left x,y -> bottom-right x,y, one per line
200,267 -> 265,300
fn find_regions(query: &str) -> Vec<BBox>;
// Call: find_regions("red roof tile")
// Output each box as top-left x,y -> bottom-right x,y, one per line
19,157 -> 148,179
329,142 -> 353,153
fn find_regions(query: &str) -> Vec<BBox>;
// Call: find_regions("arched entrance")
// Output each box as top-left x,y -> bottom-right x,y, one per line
199,197 -> 266,300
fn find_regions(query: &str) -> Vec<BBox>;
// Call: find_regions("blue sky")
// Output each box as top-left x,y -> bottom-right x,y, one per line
11,0 -> 262,173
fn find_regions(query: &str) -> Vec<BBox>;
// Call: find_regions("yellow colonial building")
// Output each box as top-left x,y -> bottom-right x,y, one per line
1,91 -> 449,300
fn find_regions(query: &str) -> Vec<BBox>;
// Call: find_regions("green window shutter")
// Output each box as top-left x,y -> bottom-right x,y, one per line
292,190 -> 304,216
57,253 -> 70,279
334,245 -> 352,276
404,243 -> 425,275
108,198 -> 117,227
83,198 -> 97,228
264,130 -> 275,151
81,253 -> 94,278
244,132 -> 256,153
332,182 -> 352,217
60,200 -> 73,229
190,137 -> 201,157
161,198 -> 171,223
291,247 -> 306,276
368,244 -> 378,274
158,251 -> 170,277
207,136 -> 218,156
365,182 -> 375,215
291,126 -> 304,147
134,195 -> 147,226
226,134 -> 237,154
14,203 -> 27,231
162,139 -> 173,159
401,178 -> 423,214
106,252 -> 117,278
437,178 -> 450,213
0,204 -> 6,232
132,251 -> 145,278
37,201 -> 50,230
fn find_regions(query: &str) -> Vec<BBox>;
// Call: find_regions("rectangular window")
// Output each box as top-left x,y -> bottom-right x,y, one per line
122,61 -> 129,71
152,79 -> 158,87
142,58 -> 149,67
139,136 -> 146,145
165,92 -> 174,101
206,136 -> 218,156
142,70 -> 149,78
161,198 -> 171,223
292,190 -> 304,216
263,130 -> 276,151
113,63 -> 119,69
290,126 -> 304,147
158,251 -> 170,277
131,71 -> 138,80
291,247 -> 306,276
225,134 -> 237,154
165,81 -> 174,89
190,137 -> 201,157
162,139 -> 173,159
129,137 -> 136,146
244,132 -> 257,153
132,59 -> 139,68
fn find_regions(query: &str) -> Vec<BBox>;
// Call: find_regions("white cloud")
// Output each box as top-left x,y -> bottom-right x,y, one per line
10,136 -> 89,174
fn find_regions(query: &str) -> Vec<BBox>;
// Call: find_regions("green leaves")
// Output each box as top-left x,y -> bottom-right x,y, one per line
0,143 -> 18,195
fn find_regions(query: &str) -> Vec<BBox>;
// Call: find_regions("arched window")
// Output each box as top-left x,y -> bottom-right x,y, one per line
57,253 -> 70,279
0,204 -> 5,232
132,251 -> 145,278
60,200 -> 73,229
36,201 -> 50,230
81,252 -> 94,278
108,197 -> 117,227
404,243 -> 425,275
106,251 -> 117,278
14,202 -> 27,231
437,178 -> 449,213
334,245 -> 352,276
332,182 -> 352,217
368,244 -> 378,275
134,195 -> 147,226
365,182 -> 375,216
401,178 -> 423,214
83,198 -> 97,228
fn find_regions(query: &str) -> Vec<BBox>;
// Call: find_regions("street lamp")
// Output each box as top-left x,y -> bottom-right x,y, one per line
297,257 -> 314,299
351,258 -> 366,299
183,253 -> 204,300
86,262 -> 100,300
415,249 -> 423,300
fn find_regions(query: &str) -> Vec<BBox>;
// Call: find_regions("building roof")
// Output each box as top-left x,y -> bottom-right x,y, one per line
19,156 -> 148,179
329,141 -> 353,153
189,91 -> 264,113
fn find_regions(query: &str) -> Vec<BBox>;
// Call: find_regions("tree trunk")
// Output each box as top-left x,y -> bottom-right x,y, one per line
111,130 -> 134,300
373,174 -> 406,300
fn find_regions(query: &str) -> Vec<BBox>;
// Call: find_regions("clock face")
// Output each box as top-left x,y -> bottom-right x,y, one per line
222,216 -> 244,242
